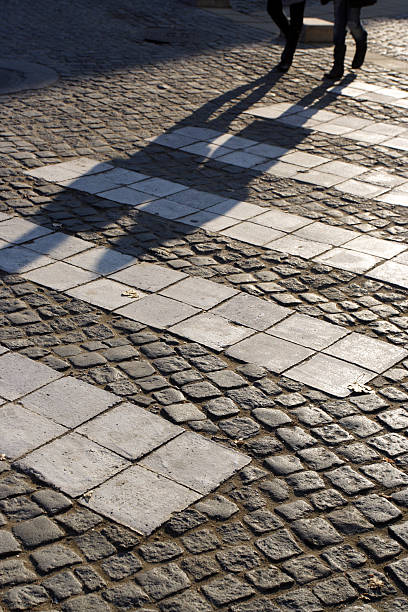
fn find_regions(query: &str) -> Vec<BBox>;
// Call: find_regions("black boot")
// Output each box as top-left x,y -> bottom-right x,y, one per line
275,31 -> 299,72
324,44 -> 346,80
352,32 -> 367,69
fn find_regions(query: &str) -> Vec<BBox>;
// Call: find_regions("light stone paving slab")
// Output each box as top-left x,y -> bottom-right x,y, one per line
178,210 -> 238,232
257,160 -> 302,178
209,134 -> 257,149
280,151 -> 329,168
336,180 -> 388,198
115,294 -> 200,329
109,263 -> 187,292
244,102 -> 305,119
295,170 -> 345,188
67,278 -> 145,311
0,245 -> 54,273
0,403 -> 67,460
97,186 -> 155,206
220,221 -> 284,246
22,262 -> 100,291
343,130 -> 389,145
268,313 -> 349,351
251,209 -> 311,232
393,251 -> 408,266
77,403 -> 182,461
206,199 -> 265,220
135,177 -> 188,197
167,188 -> 226,209
344,235 -> 407,259
266,235 -> 331,259
65,246 -> 136,275
20,376 -> 120,428
15,433 -> 129,498
362,122 -> 406,137
0,353 -> 62,401
314,248 -> 383,274
60,174 -> 121,194
384,137 -> 408,152
26,158 -> 113,182
226,333 -> 314,374
140,431 -> 250,494
294,222 -> 359,246
0,217 -> 53,244
358,170 -> 407,189
181,142 -> 232,159
376,191 -> 408,206
285,354 -> 376,398
211,293 -> 291,331
367,261 -> 408,289
160,276 -> 238,310
245,143 -> 289,158
27,233 -> 94,259
148,132 -> 199,149
83,466 -> 201,535
217,150 -> 267,168
103,168 -> 148,185
324,333 -> 408,374
135,199 -> 200,220
170,313 -> 255,351
312,162 -> 366,181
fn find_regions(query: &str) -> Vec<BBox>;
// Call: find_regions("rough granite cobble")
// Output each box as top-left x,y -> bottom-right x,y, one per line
1,0 -> 408,610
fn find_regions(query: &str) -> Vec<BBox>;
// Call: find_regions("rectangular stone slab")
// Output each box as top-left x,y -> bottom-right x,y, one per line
82,465 -> 201,535
15,433 -> 129,498
20,376 -> 120,428
140,431 -> 250,494
77,402 -> 183,460
0,353 -> 62,401
285,353 -> 376,398
0,403 -> 67,460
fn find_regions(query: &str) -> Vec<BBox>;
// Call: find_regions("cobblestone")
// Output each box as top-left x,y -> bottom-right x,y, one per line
1,0 -> 408,610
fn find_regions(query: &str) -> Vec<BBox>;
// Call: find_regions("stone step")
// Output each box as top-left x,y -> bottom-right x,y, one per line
302,17 -> 333,43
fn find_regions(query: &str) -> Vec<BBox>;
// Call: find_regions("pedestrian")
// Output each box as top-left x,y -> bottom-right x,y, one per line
267,0 -> 306,72
322,0 -> 377,80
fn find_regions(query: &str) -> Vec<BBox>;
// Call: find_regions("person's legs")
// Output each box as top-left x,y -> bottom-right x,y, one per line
267,0 -> 291,37
348,6 -> 368,68
324,0 -> 348,80
267,1 -> 305,71
289,1 -> 305,42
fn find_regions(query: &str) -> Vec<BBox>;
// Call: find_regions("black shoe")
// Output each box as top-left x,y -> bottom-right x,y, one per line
352,34 -> 367,69
323,64 -> 344,80
324,43 -> 346,80
275,59 -> 291,72
275,39 -> 296,72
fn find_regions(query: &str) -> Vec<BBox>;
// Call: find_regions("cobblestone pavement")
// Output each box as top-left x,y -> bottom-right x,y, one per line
1,0 -> 408,610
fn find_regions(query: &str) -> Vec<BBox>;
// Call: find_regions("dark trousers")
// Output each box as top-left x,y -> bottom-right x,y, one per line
333,0 -> 366,47
267,0 -> 305,41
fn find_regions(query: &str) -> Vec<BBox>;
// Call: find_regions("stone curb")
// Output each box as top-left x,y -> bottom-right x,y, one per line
0,60 -> 58,95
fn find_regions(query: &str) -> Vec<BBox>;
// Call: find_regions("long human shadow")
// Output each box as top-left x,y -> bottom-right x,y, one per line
1,70 -> 357,277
